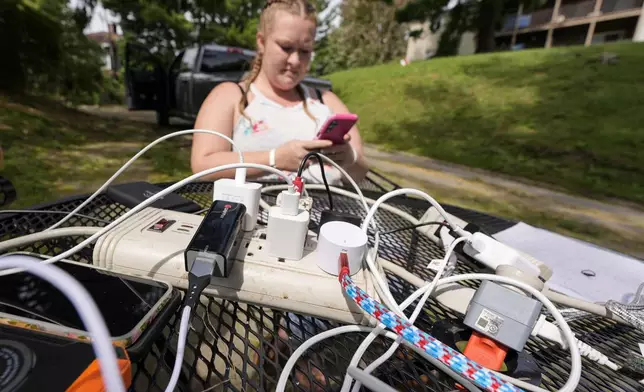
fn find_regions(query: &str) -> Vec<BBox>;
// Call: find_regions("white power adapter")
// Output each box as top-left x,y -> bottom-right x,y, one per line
317,221 -> 367,276
267,186 -> 310,260
463,232 -> 542,277
213,178 -> 261,231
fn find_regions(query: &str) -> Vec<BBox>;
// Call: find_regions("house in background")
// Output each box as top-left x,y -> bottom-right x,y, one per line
85,23 -> 121,72
405,18 -> 476,61
404,0 -> 644,60
497,0 -> 644,49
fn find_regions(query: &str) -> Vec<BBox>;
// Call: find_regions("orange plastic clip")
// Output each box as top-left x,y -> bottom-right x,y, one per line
66,345 -> 132,392
463,331 -> 509,371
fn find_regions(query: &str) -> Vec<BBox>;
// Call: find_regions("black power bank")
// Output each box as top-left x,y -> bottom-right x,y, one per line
106,181 -> 202,213
184,200 -> 246,278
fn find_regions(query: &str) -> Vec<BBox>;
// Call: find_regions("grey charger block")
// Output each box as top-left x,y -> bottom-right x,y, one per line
464,281 -> 542,351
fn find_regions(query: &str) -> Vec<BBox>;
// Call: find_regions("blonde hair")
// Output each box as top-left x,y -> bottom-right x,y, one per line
239,0 -> 318,123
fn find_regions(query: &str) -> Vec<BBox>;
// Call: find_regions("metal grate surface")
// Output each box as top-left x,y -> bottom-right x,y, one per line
1,179 -> 643,392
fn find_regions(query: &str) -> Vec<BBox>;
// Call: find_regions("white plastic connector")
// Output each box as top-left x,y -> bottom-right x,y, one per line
463,232 -> 541,278
266,189 -> 310,260
213,178 -> 261,231
234,167 -> 246,185
280,185 -> 300,216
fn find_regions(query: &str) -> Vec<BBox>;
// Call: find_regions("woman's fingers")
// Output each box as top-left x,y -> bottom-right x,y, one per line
302,139 -> 333,150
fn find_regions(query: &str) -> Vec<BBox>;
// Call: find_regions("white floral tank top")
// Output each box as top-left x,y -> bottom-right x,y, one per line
231,83 -> 343,184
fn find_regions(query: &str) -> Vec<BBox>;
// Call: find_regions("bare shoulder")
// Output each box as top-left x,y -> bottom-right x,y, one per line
197,82 -> 244,119
207,82 -> 244,103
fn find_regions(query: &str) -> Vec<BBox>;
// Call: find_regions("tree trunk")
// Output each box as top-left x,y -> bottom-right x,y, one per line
475,0 -> 504,53
0,2 -> 27,92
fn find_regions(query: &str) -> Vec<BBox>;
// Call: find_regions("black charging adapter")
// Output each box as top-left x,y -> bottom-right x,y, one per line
183,200 -> 246,309
316,209 -> 362,236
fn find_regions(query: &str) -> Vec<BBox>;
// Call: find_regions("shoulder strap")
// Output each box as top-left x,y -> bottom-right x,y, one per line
315,88 -> 324,103
230,81 -> 245,96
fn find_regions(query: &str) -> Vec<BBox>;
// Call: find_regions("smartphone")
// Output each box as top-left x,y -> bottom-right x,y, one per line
315,113 -> 358,144
0,253 -> 178,354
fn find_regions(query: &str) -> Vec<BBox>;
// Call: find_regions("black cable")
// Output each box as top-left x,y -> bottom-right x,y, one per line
297,152 -> 334,210
380,221 -> 447,236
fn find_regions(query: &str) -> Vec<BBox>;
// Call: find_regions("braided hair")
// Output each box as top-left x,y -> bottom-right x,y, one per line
239,0 -> 318,124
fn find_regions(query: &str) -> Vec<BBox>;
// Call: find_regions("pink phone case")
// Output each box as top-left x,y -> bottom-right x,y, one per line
315,113 -> 359,144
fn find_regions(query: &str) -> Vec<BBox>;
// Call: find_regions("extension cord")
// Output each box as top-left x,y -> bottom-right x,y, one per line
92,207 -> 379,325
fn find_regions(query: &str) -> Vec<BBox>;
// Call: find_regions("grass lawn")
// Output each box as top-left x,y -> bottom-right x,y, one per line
0,94 -> 192,208
328,41 -> 644,206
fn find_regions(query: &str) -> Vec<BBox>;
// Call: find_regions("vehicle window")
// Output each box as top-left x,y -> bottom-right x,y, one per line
200,49 -> 253,73
180,48 -> 198,72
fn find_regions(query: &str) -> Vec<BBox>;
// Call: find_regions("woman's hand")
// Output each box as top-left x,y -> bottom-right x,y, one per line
275,139 -> 333,172
318,134 -> 357,167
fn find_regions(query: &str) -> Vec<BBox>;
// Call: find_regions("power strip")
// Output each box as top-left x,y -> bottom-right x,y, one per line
92,208 -> 378,325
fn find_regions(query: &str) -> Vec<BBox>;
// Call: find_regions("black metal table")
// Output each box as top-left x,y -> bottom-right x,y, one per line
1,173 -> 643,392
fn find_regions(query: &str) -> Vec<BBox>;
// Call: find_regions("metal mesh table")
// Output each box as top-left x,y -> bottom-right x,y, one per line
1,174 -> 643,392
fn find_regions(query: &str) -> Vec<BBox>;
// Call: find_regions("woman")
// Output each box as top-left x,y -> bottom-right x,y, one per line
190,0 -> 368,185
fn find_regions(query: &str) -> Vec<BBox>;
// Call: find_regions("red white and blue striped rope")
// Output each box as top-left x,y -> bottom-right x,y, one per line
338,253 -> 523,392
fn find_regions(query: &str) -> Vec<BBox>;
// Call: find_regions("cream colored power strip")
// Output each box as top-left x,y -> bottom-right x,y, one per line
92,207 -> 378,325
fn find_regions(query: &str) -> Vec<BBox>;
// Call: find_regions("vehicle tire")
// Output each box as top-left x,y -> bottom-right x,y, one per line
156,109 -> 170,127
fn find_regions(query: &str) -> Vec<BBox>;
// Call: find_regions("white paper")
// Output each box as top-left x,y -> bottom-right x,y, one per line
493,222 -> 644,303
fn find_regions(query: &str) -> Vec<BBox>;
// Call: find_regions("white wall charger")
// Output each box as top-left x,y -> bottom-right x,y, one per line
267,186 -> 310,260
317,221 -> 367,276
213,178 -> 261,231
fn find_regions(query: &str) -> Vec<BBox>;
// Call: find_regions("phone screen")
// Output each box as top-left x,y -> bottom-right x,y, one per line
0,261 -> 168,336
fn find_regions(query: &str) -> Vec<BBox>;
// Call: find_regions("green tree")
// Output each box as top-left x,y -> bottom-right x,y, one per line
102,0 -> 193,65
315,0 -> 407,75
103,0 -> 330,65
0,0 -> 62,91
0,0 -> 105,104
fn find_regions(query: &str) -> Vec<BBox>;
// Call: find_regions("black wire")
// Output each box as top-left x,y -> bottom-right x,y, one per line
297,152 -> 334,210
380,221 -> 447,236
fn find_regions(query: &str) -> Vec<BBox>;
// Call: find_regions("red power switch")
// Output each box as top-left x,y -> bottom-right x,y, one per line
148,218 -> 175,233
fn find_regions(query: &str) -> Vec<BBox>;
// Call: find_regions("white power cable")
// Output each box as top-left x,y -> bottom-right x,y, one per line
0,227 -> 102,253
166,306 -> 192,392
0,254 -> 125,392
359,188 -> 470,317
46,129 -> 243,232
0,163 -> 291,277
275,325 -> 476,392
362,188 -> 468,237
346,367 -> 398,392
259,184 -> 419,224
346,236 -> 471,392
0,210 -> 110,224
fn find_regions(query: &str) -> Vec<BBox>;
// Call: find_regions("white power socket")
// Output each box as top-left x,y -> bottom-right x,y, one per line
92,207 -> 378,325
